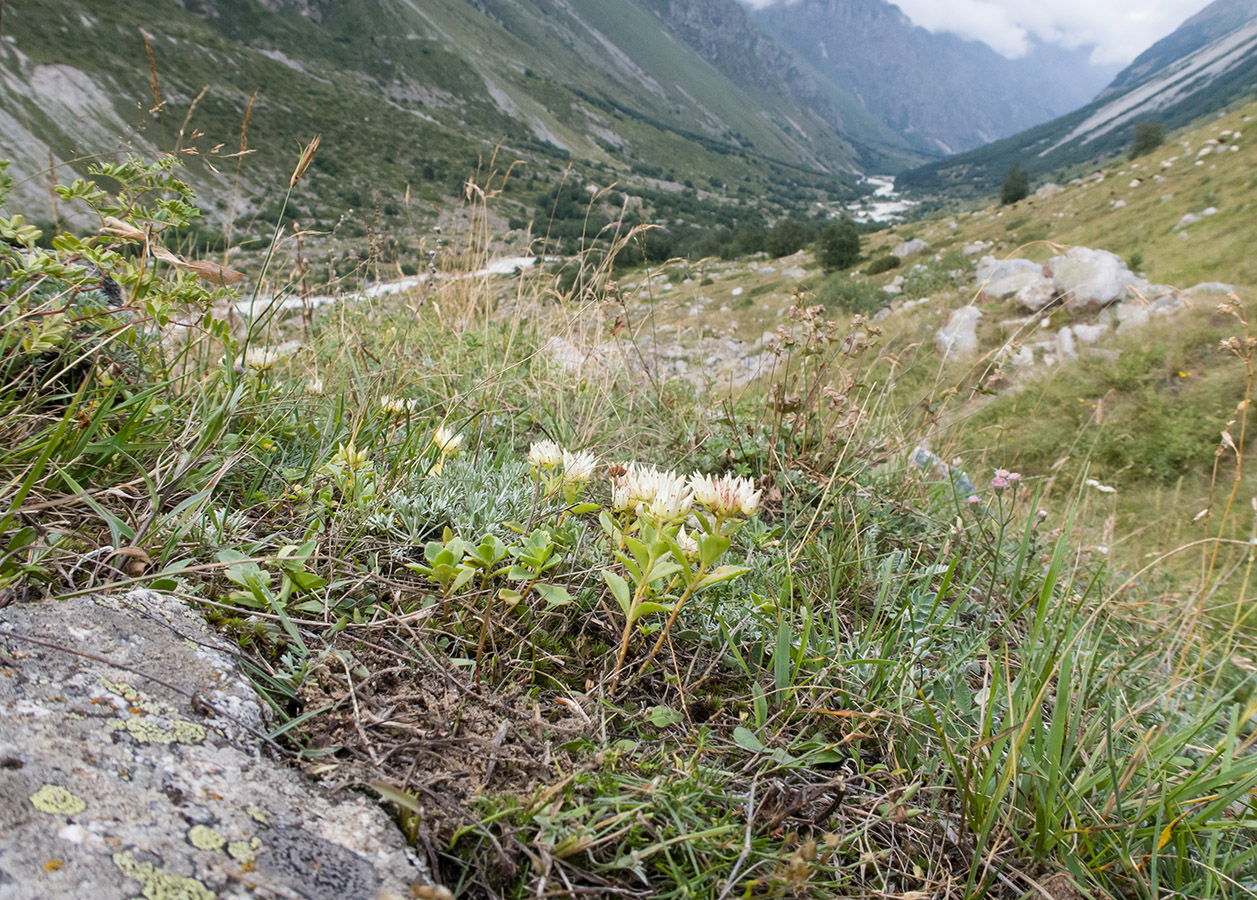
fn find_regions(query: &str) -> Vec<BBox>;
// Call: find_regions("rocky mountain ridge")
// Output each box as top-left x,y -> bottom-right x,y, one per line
898,0 -> 1257,197
748,0 -> 1118,155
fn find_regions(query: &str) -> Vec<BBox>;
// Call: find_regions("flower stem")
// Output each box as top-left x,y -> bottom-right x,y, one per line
638,562 -> 708,675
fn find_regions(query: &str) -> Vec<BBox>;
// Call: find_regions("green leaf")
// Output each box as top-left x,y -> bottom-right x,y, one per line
285,569 -> 326,592
645,558 -> 681,585
626,536 -> 650,577
149,577 -> 178,592
507,565 -> 534,581
732,726 -> 765,753
649,705 -> 685,727
451,565 -> 475,594
630,600 -> 672,624
694,565 -> 750,591
603,569 -> 632,616
752,682 -> 768,730
6,527 -> 38,553
569,502 -> 601,515
698,532 -> 731,567
535,583 -> 571,607
773,619 -> 791,699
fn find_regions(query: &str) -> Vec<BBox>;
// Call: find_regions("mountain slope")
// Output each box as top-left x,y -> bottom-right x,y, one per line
897,0 -> 1257,198
0,0 -> 936,234
748,0 -> 1117,156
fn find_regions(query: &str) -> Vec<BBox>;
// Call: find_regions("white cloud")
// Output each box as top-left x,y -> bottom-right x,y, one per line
887,0 -> 1216,63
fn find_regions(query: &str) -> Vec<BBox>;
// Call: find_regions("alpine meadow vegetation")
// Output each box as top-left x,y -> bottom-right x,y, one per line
2,139 -> 1256,900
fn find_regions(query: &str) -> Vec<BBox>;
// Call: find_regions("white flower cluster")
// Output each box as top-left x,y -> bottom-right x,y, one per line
609,464 -> 693,522
379,395 -> 419,417
527,440 -> 763,527
433,424 -> 464,456
527,440 -> 598,487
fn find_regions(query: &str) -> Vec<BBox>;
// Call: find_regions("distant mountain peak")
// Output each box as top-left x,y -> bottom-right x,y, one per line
748,0 -> 1117,154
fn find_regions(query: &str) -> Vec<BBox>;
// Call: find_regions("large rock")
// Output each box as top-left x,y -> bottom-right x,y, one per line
935,306 -> 982,360
1185,282 -> 1236,299
1012,276 -> 1056,312
1047,247 -> 1144,314
0,591 -> 437,900
976,256 -> 1044,300
892,238 -> 929,258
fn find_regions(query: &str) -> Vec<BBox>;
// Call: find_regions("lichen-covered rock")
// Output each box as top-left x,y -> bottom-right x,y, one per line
0,590 -> 437,900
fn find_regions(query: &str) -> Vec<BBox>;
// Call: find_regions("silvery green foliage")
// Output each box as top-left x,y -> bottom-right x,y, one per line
379,456 -> 534,543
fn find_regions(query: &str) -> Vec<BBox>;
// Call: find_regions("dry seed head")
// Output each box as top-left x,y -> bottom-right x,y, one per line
290,135 -> 321,189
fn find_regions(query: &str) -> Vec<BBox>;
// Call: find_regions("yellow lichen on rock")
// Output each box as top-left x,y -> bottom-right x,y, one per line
227,837 -> 261,862
109,716 -> 206,744
113,850 -> 215,900
29,784 -> 86,815
187,825 -> 226,852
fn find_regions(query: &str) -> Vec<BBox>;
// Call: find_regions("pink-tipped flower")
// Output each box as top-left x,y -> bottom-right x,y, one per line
966,494 -> 981,505
991,475 -> 1008,490
1007,472 -> 1022,484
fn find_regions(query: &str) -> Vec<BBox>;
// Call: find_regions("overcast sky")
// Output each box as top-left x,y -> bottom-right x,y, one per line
743,0 -> 1216,64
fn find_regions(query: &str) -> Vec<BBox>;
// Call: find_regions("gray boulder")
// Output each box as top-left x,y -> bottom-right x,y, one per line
0,591 -> 438,900
935,306 -> 982,360
1073,323 -> 1108,343
892,238 -> 929,258
1185,282 -> 1236,299
1012,276 -> 1056,312
976,256 -> 1044,300
1047,247 -> 1144,313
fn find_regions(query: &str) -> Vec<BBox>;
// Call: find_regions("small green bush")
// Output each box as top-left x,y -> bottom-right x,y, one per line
864,254 -> 900,276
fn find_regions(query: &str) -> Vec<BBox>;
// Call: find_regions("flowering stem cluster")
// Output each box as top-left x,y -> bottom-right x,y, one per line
600,465 -> 761,691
